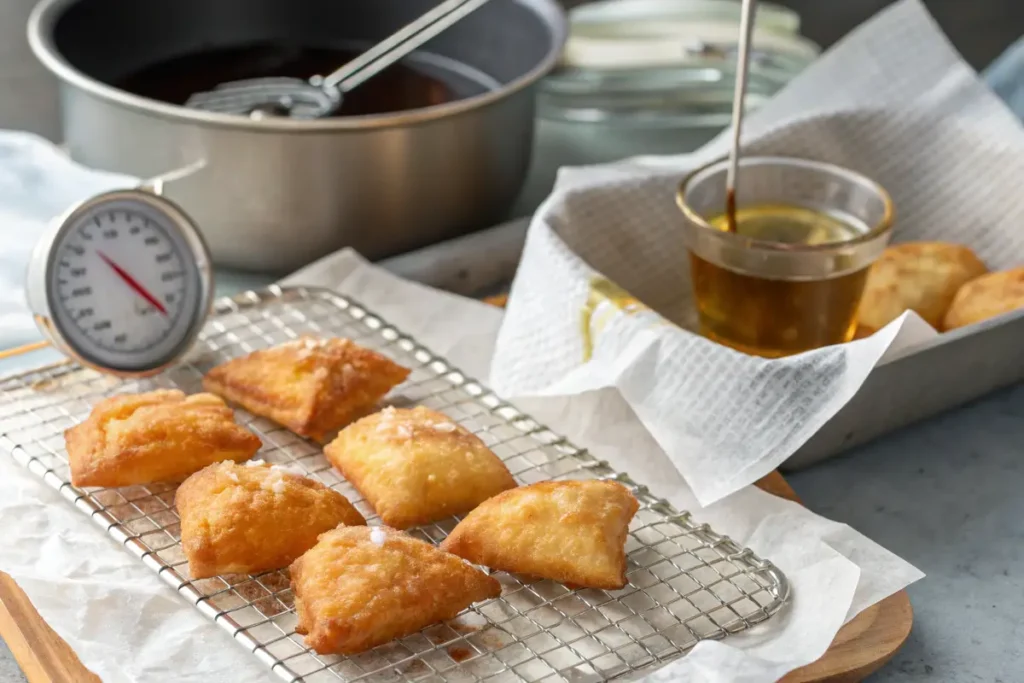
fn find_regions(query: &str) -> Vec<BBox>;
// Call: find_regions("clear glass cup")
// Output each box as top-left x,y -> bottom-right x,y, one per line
676,156 -> 894,357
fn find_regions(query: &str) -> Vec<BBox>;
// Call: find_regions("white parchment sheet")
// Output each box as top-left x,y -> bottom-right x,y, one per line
0,242 -> 923,683
490,0 -> 1024,505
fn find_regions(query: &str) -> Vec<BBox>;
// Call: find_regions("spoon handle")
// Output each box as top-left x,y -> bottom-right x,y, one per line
323,0 -> 495,92
725,0 -> 758,231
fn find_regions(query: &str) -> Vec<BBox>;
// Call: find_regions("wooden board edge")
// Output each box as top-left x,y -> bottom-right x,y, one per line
0,572 -> 100,683
755,473 -> 914,683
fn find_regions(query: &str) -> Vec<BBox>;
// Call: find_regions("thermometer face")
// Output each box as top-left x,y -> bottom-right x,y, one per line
40,191 -> 211,374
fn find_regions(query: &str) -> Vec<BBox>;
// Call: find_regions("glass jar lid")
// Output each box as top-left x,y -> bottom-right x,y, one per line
561,0 -> 819,70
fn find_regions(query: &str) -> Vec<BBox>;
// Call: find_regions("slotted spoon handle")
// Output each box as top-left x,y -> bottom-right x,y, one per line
323,0 -> 495,92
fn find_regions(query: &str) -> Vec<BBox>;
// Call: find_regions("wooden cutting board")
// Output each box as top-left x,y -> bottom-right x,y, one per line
0,472 -> 911,683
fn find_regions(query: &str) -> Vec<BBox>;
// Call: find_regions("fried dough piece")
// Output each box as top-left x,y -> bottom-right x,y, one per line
441,480 -> 639,590
203,337 -> 410,441
291,526 -> 501,654
943,267 -> 1024,330
857,242 -> 988,333
176,460 -> 365,579
324,406 -> 516,529
65,390 -> 261,488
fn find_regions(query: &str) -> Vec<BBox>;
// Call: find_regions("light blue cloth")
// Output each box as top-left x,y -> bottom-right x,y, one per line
0,133 -> 135,373
985,36 -> 1024,120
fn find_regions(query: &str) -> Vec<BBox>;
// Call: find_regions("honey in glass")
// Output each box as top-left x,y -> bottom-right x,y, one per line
690,204 -> 871,357
677,157 -> 893,358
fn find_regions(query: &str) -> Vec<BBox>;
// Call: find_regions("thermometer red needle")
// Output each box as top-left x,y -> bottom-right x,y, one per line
97,250 -> 169,317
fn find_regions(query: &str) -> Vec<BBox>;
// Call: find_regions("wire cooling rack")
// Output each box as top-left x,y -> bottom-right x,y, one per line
0,287 -> 789,683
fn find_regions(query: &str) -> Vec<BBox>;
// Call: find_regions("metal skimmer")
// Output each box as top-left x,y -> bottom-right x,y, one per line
0,287 -> 789,682
186,0 -> 495,119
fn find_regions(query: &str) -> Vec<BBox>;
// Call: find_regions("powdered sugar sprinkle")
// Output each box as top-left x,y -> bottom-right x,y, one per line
271,463 -> 307,477
299,337 -> 329,350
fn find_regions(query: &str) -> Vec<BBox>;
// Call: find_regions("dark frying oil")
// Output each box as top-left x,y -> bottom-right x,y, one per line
116,44 -> 455,116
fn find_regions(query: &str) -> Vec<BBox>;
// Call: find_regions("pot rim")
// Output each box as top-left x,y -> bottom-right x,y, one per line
27,0 -> 568,132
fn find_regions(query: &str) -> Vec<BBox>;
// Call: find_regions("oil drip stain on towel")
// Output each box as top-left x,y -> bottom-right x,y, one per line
580,277 -> 668,361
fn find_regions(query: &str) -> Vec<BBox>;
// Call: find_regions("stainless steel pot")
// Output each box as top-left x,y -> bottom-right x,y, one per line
28,0 -> 566,273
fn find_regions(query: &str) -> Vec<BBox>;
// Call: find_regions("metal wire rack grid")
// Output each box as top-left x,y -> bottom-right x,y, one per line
0,286 -> 789,683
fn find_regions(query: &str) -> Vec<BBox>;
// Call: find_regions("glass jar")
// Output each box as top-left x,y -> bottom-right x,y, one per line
513,0 -> 820,213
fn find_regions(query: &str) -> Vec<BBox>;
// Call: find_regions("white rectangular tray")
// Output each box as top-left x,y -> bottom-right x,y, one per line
384,220 -> 1024,471
786,308 -> 1024,469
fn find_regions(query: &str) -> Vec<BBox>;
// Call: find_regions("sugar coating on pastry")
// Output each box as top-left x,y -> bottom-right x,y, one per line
943,267 -> 1024,331
441,479 -> 640,590
203,336 -> 410,441
65,390 -> 261,488
176,460 -> 365,579
290,525 -> 501,654
857,242 -> 988,333
324,406 -> 516,529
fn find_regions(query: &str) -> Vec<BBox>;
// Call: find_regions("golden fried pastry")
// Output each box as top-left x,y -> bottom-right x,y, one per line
943,267 -> 1024,330
203,336 -> 410,441
176,460 -> 365,579
291,525 -> 501,654
441,480 -> 639,590
324,406 -> 516,529
857,242 -> 988,333
65,390 -> 261,488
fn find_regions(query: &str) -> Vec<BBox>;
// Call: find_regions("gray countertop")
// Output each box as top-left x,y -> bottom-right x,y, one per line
789,382 -> 1024,682
0,646 -> 22,683
1,356 -> 1021,681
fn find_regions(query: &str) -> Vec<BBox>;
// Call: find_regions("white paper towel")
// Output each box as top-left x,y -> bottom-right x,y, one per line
489,0 -> 1024,506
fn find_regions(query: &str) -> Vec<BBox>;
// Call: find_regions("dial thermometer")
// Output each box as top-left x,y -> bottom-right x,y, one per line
25,189 -> 213,377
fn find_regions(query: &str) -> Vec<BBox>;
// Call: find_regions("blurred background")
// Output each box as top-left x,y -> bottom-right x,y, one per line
2,0 -> 1022,223
559,0 -> 1022,70
756,0 -> 1021,69
3,0 -> 1021,142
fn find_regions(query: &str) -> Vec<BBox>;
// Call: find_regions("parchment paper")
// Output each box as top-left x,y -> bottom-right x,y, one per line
0,243 -> 922,683
490,0 -> 1024,505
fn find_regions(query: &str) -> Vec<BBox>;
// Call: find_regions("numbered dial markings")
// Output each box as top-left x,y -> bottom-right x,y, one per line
52,208 -> 191,354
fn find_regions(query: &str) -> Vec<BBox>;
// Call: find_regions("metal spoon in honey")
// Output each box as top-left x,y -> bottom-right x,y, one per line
724,0 -> 758,232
